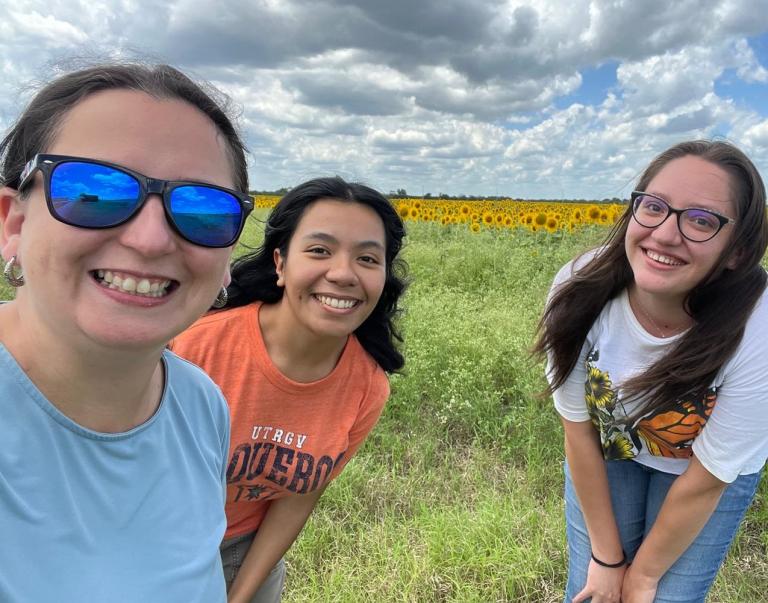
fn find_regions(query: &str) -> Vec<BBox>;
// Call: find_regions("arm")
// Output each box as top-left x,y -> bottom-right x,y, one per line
227,487 -> 325,603
621,455 -> 726,603
621,297 -> 768,602
562,418 -> 625,603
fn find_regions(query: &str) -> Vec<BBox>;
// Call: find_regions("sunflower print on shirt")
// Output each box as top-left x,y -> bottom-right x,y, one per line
584,349 -> 717,461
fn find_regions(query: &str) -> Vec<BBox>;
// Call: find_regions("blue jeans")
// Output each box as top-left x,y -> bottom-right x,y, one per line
564,460 -> 761,603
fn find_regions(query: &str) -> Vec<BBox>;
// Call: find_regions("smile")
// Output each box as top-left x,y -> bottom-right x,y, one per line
313,294 -> 360,309
92,269 -> 176,298
644,249 -> 685,266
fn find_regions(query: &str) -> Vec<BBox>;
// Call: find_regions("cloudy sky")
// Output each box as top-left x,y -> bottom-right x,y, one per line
2,0 -> 768,199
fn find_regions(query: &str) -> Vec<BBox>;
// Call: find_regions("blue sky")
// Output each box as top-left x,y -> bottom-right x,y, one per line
2,0 -> 768,199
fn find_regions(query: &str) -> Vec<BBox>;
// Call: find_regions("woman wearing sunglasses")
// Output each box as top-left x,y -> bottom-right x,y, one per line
536,140 -> 768,603
0,63 -> 252,601
171,177 -> 407,602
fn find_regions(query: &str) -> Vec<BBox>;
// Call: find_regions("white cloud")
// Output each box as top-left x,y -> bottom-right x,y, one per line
1,0 -> 767,197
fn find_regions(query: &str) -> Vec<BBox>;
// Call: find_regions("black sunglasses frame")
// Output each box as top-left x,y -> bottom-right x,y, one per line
18,154 -> 254,248
630,191 -> 735,243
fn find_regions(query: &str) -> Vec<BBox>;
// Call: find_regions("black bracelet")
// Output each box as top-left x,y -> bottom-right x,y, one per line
591,550 -> 627,568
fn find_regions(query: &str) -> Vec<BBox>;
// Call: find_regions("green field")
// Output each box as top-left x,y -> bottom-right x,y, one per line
269,217 -> 768,603
3,212 -> 766,601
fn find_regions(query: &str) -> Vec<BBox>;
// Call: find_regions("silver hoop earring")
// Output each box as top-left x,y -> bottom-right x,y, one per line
3,256 -> 25,287
212,286 -> 228,309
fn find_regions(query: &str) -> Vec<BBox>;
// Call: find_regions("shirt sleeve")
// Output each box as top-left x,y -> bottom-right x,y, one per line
551,342 -> 591,422
692,296 -> 768,483
546,258 -> 592,422
330,369 -> 390,479
219,392 -> 231,505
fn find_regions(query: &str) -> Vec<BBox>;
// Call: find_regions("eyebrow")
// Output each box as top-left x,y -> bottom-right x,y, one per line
302,232 -> 385,251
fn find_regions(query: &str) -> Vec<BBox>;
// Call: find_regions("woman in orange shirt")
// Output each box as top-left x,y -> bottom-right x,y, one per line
172,176 -> 407,602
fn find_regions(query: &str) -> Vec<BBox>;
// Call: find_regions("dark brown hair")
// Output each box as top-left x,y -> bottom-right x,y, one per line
227,176 -> 408,373
535,140 -> 768,416
1,62 -> 248,194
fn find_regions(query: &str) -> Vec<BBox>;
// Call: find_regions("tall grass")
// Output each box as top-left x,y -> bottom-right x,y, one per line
279,219 -> 767,602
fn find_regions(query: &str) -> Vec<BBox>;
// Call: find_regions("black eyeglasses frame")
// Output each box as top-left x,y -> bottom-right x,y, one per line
630,191 -> 735,243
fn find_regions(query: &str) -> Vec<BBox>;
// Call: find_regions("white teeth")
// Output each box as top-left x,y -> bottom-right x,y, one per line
95,271 -> 172,298
646,250 -> 684,266
316,295 -> 358,309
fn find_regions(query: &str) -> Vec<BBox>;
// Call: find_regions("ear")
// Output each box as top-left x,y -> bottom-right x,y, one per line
0,187 -> 25,262
725,247 -> 743,270
273,248 -> 285,287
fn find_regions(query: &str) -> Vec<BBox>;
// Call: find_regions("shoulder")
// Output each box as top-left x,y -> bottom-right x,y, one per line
552,247 -> 603,289
162,349 -> 229,430
745,278 -> 768,327
733,279 -> 768,352
345,336 -> 390,402
175,304 -> 256,341
170,303 -> 259,362
346,335 -> 385,375
713,279 -> 768,384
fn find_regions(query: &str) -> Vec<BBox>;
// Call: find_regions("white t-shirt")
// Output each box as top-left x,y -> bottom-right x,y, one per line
549,254 -> 768,483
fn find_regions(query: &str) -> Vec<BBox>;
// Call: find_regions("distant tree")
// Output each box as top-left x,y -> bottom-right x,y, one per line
424,192 -> 432,198
396,188 -> 408,196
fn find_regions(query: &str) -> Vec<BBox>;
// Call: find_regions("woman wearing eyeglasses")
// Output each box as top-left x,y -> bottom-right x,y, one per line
535,140 -> 768,603
0,64 -> 253,601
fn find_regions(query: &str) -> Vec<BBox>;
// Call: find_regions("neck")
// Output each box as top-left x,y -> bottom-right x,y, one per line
259,301 -> 348,382
0,303 -> 165,432
628,285 -> 693,338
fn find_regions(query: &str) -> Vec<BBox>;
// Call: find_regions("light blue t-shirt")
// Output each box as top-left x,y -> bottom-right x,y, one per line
0,346 -> 230,602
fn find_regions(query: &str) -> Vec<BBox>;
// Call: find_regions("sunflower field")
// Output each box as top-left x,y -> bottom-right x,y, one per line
253,194 -> 625,234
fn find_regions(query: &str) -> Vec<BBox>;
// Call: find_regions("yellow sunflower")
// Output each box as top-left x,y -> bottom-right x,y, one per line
603,434 -> 635,460
585,364 -> 615,410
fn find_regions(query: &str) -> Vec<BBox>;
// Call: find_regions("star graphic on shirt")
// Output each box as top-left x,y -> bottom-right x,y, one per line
246,485 -> 267,500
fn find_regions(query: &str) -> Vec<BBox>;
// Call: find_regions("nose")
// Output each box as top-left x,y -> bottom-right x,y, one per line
650,212 -> 684,246
325,253 -> 358,286
117,195 -> 179,256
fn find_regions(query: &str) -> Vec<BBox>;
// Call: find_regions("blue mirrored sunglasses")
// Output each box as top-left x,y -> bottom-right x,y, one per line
18,154 -> 254,248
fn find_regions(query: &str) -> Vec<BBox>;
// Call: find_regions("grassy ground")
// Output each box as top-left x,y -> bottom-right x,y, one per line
268,217 -> 767,603
2,212 -> 765,601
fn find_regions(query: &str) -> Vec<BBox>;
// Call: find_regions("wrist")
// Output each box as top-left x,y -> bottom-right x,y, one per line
591,549 -> 627,568
626,560 -> 662,584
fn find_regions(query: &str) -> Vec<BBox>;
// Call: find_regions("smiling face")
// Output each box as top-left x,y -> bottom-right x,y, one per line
0,89 -> 234,351
273,198 -> 387,342
625,155 -> 737,308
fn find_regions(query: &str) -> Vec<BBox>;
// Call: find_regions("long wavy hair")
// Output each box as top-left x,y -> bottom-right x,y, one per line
535,140 -> 768,417
227,176 -> 408,373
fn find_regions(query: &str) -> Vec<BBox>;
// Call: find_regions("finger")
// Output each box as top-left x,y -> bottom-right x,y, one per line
572,587 -> 590,603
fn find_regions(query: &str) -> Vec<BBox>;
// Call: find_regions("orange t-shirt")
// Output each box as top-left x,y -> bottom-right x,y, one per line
170,302 -> 389,538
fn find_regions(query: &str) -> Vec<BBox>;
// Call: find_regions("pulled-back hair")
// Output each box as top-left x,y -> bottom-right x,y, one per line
1,62 -> 248,194
227,176 -> 408,373
535,140 -> 768,417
